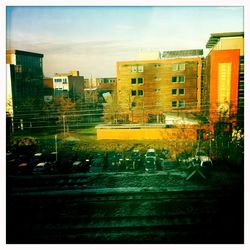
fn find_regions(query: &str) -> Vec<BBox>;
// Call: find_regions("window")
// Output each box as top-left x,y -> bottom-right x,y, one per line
172,76 -> 177,83
138,65 -> 144,72
179,76 -> 185,83
138,78 -> 144,84
172,89 -> 177,95
172,101 -> 177,108
172,63 -> 185,71
155,88 -> 160,93
63,78 -> 67,83
179,63 -> 185,71
131,102 -> 136,107
172,64 -> 178,71
131,78 -> 136,84
131,66 -> 137,72
179,88 -> 185,95
131,90 -> 137,96
179,100 -> 185,108
138,90 -> 144,96
154,64 -> 161,68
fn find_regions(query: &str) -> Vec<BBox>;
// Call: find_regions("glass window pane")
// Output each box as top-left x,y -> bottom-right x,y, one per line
138,78 -> 144,84
172,76 -> 177,83
179,100 -> 185,108
138,90 -> 144,96
172,101 -> 177,108
179,63 -> 185,71
131,66 -> 137,72
172,89 -> 177,95
179,76 -> 185,83
131,90 -> 137,96
179,88 -> 185,95
131,78 -> 136,84
138,65 -> 144,72
172,64 -> 178,71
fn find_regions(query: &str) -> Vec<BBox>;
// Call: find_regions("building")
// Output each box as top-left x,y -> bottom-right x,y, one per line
203,32 -> 244,127
116,49 -> 203,123
6,50 -> 44,130
43,77 -> 54,100
52,71 -> 84,101
96,77 -> 116,102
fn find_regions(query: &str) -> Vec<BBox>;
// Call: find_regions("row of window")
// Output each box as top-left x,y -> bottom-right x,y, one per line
130,63 -> 185,73
172,88 -> 185,95
130,100 -> 185,108
172,76 -> 185,83
130,76 -> 185,84
131,65 -> 144,73
131,90 -> 144,96
54,78 -> 67,83
172,100 -> 185,108
130,88 -> 185,96
131,78 -> 144,84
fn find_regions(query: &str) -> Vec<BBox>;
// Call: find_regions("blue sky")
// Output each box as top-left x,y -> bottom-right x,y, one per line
6,6 -> 244,78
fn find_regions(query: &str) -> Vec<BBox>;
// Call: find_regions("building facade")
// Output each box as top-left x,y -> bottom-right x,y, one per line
116,50 -> 203,123
6,50 -> 44,130
203,32 -> 244,126
6,50 -> 44,106
52,71 -> 84,101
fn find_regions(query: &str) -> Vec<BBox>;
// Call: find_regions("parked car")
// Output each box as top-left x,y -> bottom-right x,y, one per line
189,155 -> 213,168
176,151 -> 193,166
33,162 -> 51,174
145,149 -> 157,171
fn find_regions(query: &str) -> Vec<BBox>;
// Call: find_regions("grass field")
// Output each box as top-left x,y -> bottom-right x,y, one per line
10,127 -> 203,160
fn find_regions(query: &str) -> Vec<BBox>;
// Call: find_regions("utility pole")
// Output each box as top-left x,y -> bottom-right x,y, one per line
63,115 -> 66,136
55,134 -> 58,161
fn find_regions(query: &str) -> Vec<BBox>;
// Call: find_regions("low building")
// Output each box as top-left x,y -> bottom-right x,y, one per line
53,71 -> 84,100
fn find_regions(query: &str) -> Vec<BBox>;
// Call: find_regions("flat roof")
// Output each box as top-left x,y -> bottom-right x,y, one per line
162,49 -> 203,58
206,32 -> 244,48
7,49 -> 44,57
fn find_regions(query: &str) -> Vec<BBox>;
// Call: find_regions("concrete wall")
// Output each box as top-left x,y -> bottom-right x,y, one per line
97,127 -> 197,140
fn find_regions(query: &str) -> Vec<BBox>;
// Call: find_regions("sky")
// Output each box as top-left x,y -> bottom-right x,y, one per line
6,6 -> 244,78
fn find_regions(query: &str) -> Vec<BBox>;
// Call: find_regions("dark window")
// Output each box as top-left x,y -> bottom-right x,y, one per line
172,89 -> 177,95
172,76 -> 177,83
179,88 -> 185,95
172,101 -> 177,108
179,100 -> 185,108
138,90 -> 144,96
138,78 -> 144,84
179,76 -> 185,83
131,90 -> 137,96
131,78 -> 136,84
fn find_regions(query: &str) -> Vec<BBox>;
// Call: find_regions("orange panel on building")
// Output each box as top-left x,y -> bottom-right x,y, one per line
208,49 -> 240,123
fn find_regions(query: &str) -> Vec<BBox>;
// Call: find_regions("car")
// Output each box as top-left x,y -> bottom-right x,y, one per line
33,162 -> 51,174
189,155 -> 213,168
145,149 -> 157,171
176,151 -> 193,166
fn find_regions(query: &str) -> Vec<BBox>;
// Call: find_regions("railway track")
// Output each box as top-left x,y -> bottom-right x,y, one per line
6,172 -> 244,243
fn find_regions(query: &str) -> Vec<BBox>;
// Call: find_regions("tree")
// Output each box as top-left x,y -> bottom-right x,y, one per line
43,96 -> 76,134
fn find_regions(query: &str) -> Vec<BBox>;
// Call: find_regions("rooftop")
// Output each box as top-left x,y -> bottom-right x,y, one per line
162,49 -> 203,58
206,32 -> 244,48
6,49 -> 44,58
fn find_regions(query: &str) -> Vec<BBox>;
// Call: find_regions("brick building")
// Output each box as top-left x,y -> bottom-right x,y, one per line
116,50 -> 203,123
